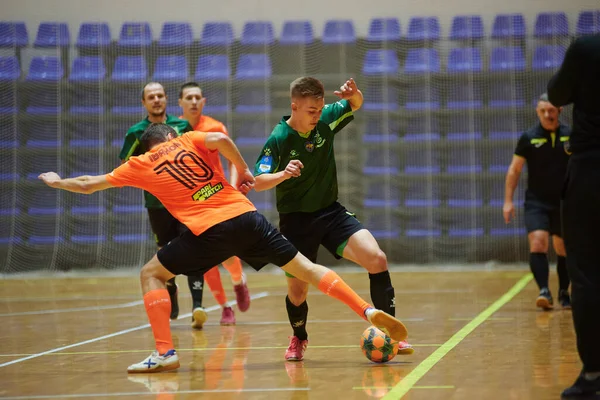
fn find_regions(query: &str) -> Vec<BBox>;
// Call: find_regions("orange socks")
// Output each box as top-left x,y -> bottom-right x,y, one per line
143,289 -> 174,354
204,266 -> 227,305
222,257 -> 244,284
317,270 -> 372,321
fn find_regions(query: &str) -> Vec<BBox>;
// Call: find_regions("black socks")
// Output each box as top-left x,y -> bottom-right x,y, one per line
369,270 -> 396,317
286,295 -> 309,341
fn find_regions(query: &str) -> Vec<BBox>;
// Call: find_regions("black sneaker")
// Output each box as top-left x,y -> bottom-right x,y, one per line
559,290 -> 572,309
166,283 -> 179,320
536,288 -> 554,310
561,372 -> 600,399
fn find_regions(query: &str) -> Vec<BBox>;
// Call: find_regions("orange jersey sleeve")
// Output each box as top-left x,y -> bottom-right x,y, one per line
105,131 -> 256,236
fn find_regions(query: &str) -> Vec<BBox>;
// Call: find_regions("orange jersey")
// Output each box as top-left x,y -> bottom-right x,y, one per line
181,115 -> 228,176
106,131 -> 256,236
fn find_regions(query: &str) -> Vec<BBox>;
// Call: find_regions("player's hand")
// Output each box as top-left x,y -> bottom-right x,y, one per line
503,202 -> 515,223
334,78 -> 359,100
237,169 -> 255,195
283,160 -> 303,179
38,172 -> 62,187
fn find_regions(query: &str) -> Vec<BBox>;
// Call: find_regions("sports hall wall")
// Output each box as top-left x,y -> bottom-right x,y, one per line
1,1 -> 597,272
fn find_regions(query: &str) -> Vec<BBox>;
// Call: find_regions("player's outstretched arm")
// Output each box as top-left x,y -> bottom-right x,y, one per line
204,132 -> 255,194
39,172 -> 114,194
334,78 -> 363,111
503,155 -> 525,223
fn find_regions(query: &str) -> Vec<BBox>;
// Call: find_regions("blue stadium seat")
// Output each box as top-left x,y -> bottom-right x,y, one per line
235,88 -> 271,113
111,187 -> 144,214
70,191 -> 107,215
241,21 -> 275,45
405,213 -> 441,237
576,10 -> 600,35
26,56 -> 64,82
246,190 -> 274,211
26,90 -> 62,114
405,85 -> 439,110
235,120 -> 270,146
69,56 -> 106,82
195,55 -> 230,81
404,148 -> 441,174
447,181 -> 484,208
447,47 -> 482,73
447,82 -> 483,109
489,46 -> 525,71
363,86 -> 399,111
111,56 -> 147,82
0,57 -> 20,114
71,86 -> 104,114
363,213 -> 400,239
489,118 -> 521,140
25,126 -> 61,148
404,181 -> 441,208
69,121 -> 105,148
490,81 -> 525,107
34,22 -> 70,47
158,22 -> 192,47
367,18 -> 401,42
405,116 -> 440,137
362,133 -> 400,144
362,148 -> 399,175
491,14 -> 526,39
534,12 -> 569,38
362,49 -> 399,76
450,15 -> 484,40
76,22 -> 111,49
532,45 -> 566,70
404,48 -> 440,74
0,189 -> 20,216
0,119 -> 17,149
447,146 -> 483,174
235,54 -> 272,80
26,218 -> 64,245
406,17 -> 440,41
118,22 -> 152,48
322,20 -> 355,44
111,87 -> 142,115
447,213 -> 485,237
363,182 -> 400,208
111,218 -> 149,244
201,87 -> 229,114
201,22 -> 234,46
280,21 -> 313,44
487,142 -> 514,173
153,55 -> 188,82
67,152 -> 102,178
0,22 -> 28,48
489,217 -> 526,237
447,115 -> 483,140
362,117 -> 400,143
70,218 -> 107,244
26,187 -> 63,215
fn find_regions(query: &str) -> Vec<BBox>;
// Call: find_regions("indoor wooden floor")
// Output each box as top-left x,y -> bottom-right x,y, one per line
0,268 -> 580,399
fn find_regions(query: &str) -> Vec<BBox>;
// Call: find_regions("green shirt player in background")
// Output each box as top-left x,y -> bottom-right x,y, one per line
253,77 -> 413,361
119,82 -> 207,327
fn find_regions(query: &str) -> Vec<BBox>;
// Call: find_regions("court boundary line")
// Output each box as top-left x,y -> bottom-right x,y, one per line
0,291 -> 269,369
0,300 -> 144,317
382,273 -> 533,400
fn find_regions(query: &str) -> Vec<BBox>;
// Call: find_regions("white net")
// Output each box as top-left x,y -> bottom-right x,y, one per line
0,13 -> 581,272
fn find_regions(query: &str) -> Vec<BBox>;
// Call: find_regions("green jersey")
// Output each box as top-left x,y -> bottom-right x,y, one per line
254,99 -> 354,214
119,114 -> 193,208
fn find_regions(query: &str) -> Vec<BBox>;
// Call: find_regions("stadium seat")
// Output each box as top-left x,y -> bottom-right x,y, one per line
487,142 -> 514,173
489,118 -> 521,140
201,87 -> 229,114
491,14 -> 526,39
405,116 -> 440,137
404,147 -> 441,174
118,22 -> 152,48
26,56 -> 64,82
0,119 -> 17,148
235,120 -> 270,146
405,213 -> 441,237
362,148 -> 400,175
362,49 -> 399,76
534,12 -> 569,38
111,56 -> 147,82
0,188 -> 20,216
0,57 -> 20,114
362,117 -> 400,143
241,21 -> 275,45
235,88 -> 271,113
69,218 -> 107,244
26,90 -> 62,114
69,56 -> 106,82
576,10 -> 600,35
152,55 -> 188,82
195,55 -> 230,81
111,87 -> 142,115
450,15 -> 484,40
26,218 -> 64,245
71,86 -> 105,115
280,20 -> 313,44
490,81 -> 525,107
0,56 -> 20,81
322,20 -> 355,44
235,54 -> 272,80
67,151 -> 102,177
447,213 -> 485,237
363,213 -> 400,239
34,22 -> 70,47
363,86 -> 399,111
25,126 -> 61,149
158,22 -> 192,47
367,18 -> 401,42
405,85 -> 440,110
447,146 -> 483,174
404,180 -> 441,208
363,181 -> 400,208
69,192 -> 106,216
532,45 -> 566,70
447,82 -> 483,109
489,216 -> 526,236
406,17 -> 440,41
69,121 -> 105,148
110,186 -> 144,214
76,22 -> 111,49
447,47 -> 482,73
489,46 -> 526,71
26,187 -> 63,215
447,114 -> 483,140
201,22 -> 234,46
404,48 -> 440,74
111,217 -> 149,244
0,22 -> 28,48
447,181 -> 484,207
362,133 -> 400,144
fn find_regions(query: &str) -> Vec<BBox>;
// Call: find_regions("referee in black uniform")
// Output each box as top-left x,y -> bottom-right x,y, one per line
503,93 -> 571,310
548,34 -> 600,399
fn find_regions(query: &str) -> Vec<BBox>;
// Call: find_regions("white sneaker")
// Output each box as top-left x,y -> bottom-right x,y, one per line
127,349 -> 180,373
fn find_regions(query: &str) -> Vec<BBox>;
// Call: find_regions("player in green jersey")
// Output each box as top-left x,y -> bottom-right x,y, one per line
253,77 -> 413,361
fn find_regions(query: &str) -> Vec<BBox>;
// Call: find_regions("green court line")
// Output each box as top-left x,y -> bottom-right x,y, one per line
382,273 -> 533,400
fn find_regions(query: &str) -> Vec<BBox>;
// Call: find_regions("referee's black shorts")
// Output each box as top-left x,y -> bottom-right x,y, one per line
524,201 -> 562,237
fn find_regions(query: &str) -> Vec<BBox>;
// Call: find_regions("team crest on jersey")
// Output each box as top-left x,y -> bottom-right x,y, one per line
305,141 -> 314,152
258,155 -> 272,172
263,148 -> 272,156
314,132 -> 326,148
289,150 -> 299,159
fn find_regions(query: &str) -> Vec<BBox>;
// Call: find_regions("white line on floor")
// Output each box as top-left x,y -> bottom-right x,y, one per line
0,300 -> 144,317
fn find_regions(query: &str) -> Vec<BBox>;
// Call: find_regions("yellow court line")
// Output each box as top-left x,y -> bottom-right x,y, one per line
0,344 -> 443,357
447,317 -> 514,321
382,273 -> 533,400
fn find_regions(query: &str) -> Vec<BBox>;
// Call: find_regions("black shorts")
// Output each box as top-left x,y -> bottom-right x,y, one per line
279,201 -> 363,263
157,211 -> 298,276
524,202 -> 562,237
147,208 -> 187,247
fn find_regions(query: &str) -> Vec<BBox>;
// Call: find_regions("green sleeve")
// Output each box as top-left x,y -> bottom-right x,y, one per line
119,131 -> 141,161
319,99 -> 354,134
254,136 -> 280,176
181,122 -> 193,134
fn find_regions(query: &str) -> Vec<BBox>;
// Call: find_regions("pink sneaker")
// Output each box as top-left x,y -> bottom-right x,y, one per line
397,340 -> 415,355
233,280 -> 250,312
285,336 -> 308,361
220,306 -> 236,326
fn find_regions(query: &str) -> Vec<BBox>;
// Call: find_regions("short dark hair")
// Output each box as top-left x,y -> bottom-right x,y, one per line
140,123 -> 176,150
141,82 -> 165,100
179,81 -> 201,99
290,77 -> 324,99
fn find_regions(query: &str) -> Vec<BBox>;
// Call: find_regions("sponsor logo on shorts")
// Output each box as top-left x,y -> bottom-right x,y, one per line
192,182 -> 224,202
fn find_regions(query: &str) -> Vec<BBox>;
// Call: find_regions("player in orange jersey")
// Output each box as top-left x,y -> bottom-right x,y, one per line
178,82 -> 250,327
39,123 -> 409,373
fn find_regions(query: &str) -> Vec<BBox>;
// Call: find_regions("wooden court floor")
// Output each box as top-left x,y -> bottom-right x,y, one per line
0,268 -> 581,399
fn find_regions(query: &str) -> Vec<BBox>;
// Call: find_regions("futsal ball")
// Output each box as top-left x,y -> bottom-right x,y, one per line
360,326 -> 398,363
